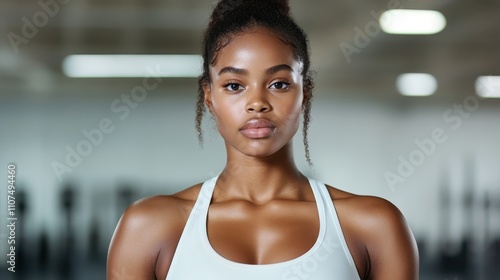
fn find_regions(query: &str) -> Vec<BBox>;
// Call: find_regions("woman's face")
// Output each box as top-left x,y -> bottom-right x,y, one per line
204,27 -> 305,159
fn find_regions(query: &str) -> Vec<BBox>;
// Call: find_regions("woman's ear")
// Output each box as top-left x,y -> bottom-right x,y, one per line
302,88 -> 309,107
203,83 -> 214,115
302,77 -> 313,107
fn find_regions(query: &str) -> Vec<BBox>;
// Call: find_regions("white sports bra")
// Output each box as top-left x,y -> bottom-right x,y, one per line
165,175 -> 361,280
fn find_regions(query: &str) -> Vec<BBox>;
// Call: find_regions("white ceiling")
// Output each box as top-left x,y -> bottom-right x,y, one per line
1,0 -> 499,103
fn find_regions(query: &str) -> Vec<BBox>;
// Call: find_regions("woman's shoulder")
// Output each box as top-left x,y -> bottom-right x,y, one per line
107,183 -> 205,279
323,184 -> 418,278
121,182 -> 204,228
324,184 -> 407,230
110,182 -> 205,250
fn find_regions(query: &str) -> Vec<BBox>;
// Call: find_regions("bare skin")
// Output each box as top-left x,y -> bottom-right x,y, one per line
107,27 -> 419,280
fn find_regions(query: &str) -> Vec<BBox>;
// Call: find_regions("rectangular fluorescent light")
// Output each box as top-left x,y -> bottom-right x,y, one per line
396,73 -> 437,96
63,55 -> 202,78
380,10 -> 446,35
476,76 -> 500,98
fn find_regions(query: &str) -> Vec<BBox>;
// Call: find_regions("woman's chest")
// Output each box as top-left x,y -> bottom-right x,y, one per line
206,201 -> 320,264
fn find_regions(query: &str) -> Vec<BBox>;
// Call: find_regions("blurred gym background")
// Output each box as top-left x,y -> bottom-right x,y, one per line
1,0 -> 499,279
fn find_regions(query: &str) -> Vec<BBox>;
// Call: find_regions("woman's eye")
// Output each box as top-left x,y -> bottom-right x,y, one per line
224,83 -> 243,91
271,81 -> 290,90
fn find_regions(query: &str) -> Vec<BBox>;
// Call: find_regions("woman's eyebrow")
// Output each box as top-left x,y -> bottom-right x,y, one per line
217,64 -> 293,76
266,64 -> 293,75
218,66 -> 248,76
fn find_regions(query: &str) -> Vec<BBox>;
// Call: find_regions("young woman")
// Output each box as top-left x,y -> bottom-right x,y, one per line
107,1 -> 419,279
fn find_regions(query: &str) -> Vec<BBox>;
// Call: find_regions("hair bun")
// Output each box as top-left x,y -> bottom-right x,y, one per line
269,0 -> 290,16
212,0 -> 291,23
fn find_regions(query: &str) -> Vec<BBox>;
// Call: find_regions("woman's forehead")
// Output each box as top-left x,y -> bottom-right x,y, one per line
211,27 -> 303,74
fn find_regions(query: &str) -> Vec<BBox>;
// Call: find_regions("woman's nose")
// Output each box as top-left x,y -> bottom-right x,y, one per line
245,87 -> 271,113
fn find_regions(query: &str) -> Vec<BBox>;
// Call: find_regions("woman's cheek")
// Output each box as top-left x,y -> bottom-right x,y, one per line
214,104 -> 236,133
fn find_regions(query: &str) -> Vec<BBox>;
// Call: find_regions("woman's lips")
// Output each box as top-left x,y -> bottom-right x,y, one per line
240,119 -> 276,139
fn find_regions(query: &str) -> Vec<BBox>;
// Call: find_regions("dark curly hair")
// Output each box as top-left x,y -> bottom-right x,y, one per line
195,0 -> 314,165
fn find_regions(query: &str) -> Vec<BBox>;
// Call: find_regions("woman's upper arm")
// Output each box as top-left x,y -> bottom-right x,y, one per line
107,197 -> 174,280
361,198 -> 419,280
107,203 -> 158,280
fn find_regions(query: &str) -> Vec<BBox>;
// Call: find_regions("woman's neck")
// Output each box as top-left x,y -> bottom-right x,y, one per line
214,144 -> 307,204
